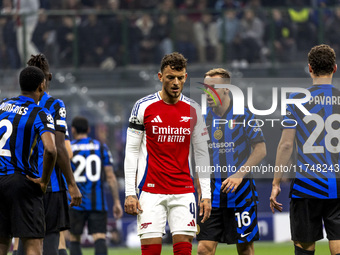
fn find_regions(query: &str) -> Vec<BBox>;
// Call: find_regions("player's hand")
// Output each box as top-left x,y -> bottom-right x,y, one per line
113,201 -> 123,219
221,174 -> 243,194
68,183 -> 82,207
26,175 -> 48,193
124,195 -> 143,215
199,198 -> 211,223
270,184 -> 282,213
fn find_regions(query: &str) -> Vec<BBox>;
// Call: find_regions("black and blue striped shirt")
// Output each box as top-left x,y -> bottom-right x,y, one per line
0,96 -> 55,177
204,104 -> 264,208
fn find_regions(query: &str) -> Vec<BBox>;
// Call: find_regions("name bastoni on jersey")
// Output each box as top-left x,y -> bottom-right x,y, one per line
0,102 -> 28,115
153,125 -> 191,143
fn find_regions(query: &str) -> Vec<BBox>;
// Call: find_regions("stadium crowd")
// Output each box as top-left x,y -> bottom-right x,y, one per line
1,0 -> 340,69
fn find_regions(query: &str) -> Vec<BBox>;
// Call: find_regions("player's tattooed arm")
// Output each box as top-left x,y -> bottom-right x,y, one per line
124,195 -> 143,216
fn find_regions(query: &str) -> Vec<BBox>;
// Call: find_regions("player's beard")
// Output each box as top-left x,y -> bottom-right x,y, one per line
165,86 -> 183,98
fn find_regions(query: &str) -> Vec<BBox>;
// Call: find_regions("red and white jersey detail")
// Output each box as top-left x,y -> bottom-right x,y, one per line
128,92 -> 209,195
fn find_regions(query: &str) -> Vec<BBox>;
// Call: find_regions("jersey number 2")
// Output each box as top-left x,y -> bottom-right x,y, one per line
0,119 -> 13,157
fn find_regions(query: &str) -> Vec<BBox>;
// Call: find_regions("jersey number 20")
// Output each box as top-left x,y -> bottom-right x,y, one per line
72,154 -> 101,183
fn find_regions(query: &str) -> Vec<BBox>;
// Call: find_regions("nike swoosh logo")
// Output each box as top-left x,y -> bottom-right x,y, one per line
240,233 -> 251,238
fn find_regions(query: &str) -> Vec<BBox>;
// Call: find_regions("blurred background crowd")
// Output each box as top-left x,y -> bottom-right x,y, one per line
1,0 -> 340,69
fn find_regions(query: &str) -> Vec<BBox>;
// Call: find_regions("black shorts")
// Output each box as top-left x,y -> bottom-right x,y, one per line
0,173 -> 45,238
69,209 -> 107,235
197,205 -> 259,244
290,198 -> 340,242
43,191 -> 70,234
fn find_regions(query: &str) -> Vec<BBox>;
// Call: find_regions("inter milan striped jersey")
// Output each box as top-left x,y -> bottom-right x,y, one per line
38,92 -> 68,192
0,96 -> 55,177
204,103 -> 264,208
283,84 -> 340,199
71,137 -> 113,211
128,92 -> 209,195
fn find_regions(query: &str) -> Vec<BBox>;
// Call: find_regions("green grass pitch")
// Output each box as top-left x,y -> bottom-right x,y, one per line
79,241 -> 330,254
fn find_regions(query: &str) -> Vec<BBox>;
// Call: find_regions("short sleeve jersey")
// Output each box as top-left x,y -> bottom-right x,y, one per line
127,92 -> 209,195
204,103 -> 265,208
38,92 -> 68,192
283,84 -> 340,199
71,137 -> 113,211
0,96 -> 55,177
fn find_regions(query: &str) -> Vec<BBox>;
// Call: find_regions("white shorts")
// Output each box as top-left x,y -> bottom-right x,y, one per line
137,192 -> 197,238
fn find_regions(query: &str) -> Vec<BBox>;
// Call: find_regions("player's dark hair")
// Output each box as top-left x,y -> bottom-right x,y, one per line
27,54 -> 51,81
204,68 -> 231,79
160,52 -> 187,72
308,44 -> 336,76
19,66 -> 45,92
72,116 -> 89,134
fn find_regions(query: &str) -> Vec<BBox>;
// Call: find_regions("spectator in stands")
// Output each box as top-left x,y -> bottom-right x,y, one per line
266,9 -> 296,62
79,13 -> 110,67
179,0 -> 202,22
13,0 -> 40,64
139,0 -> 159,9
235,9 -> 264,65
287,0 -> 316,50
215,0 -> 240,10
243,0 -> 267,21
57,16 -> 76,66
61,0 -> 84,9
152,13 -> 173,62
135,14 -> 157,64
157,0 -> 176,14
326,7 -> 340,53
32,10 -> 58,66
105,0 -> 123,66
2,15 -> 21,69
217,9 -> 240,64
127,13 -> 142,64
173,13 -> 196,62
194,13 -> 221,63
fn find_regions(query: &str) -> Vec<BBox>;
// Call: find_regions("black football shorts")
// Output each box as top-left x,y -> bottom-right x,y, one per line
197,205 -> 259,244
290,198 -> 340,242
0,173 -> 45,238
69,209 -> 107,235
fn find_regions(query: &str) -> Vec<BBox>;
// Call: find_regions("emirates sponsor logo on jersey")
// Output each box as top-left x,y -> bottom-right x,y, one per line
153,125 -> 191,143
152,126 -> 191,135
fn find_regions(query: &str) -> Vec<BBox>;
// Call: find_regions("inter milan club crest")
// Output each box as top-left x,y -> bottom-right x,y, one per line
228,119 -> 236,130
214,128 -> 223,140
